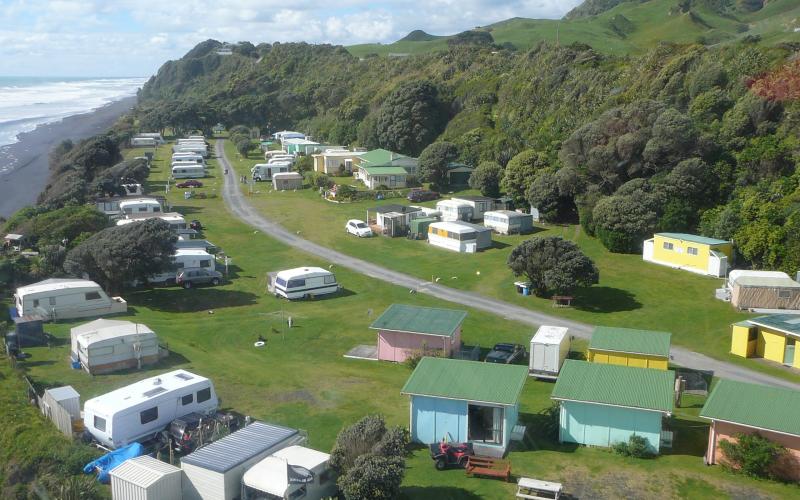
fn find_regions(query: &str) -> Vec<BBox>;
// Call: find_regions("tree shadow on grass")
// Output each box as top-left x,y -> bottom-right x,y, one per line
488,240 -> 511,250
401,486 -> 484,500
571,286 -> 641,313
662,416 -> 709,458
126,288 -> 258,313
515,411 -> 580,454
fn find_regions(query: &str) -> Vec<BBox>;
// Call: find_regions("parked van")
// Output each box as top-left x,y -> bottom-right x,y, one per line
172,164 -> 206,179
241,446 -> 338,500
131,137 -> 157,147
251,163 -> 290,182
83,369 -> 218,448
14,279 -> 127,321
119,198 -> 162,216
270,267 -> 340,300
148,249 -> 215,285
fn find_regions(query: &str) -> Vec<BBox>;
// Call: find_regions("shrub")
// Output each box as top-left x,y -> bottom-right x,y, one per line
613,435 -> 653,458
719,432 -> 785,479
403,344 -> 442,369
338,454 -> 404,500
306,172 -> 332,190
376,184 -> 390,191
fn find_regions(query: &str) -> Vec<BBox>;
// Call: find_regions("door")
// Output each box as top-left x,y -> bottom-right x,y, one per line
784,339 -> 795,366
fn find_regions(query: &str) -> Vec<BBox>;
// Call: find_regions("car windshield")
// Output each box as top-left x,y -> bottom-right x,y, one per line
356,223 -> 367,228
494,344 -> 514,352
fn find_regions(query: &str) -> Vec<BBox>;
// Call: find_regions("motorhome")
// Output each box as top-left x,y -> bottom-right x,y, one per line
117,212 -> 187,230
241,446 -> 338,500
14,279 -> 127,320
269,267 -> 340,300
131,137 -> 157,147
137,133 -> 165,144
251,162 -> 290,182
83,369 -> 218,448
148,249 -> 215,285
172,164 -> 206,179
119,198 -> 162,216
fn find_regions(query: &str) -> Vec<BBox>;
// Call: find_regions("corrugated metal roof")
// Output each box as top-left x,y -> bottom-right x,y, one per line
110,455 -> 181,487
370,304 -> 467,337
747,314 -> 800,336
360,165 -> 408,175
401,357 -> 528,406
551,360 -> 674,413
656,232 -> 729,246
589,326 -> 671,358
180,422 -> 299,473
700,379 -> 800,436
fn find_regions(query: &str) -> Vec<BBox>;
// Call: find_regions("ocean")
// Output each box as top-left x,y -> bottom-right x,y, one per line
0,76 -> 146,150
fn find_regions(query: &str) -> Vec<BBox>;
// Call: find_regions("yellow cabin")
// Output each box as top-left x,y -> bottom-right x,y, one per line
643,233 -> 732,277
587,326 -> 671,370
731,315 -> 800,368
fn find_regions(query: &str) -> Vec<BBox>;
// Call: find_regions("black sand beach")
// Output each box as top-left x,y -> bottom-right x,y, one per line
0,96 -> 137,218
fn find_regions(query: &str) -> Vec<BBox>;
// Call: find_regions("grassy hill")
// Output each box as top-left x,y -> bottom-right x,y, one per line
347,0 -> 800,57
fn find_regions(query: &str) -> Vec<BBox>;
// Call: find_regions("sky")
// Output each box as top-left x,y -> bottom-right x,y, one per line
0,0 -> 583,78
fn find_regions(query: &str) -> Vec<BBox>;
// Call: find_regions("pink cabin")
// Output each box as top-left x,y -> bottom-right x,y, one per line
370,304 -> 466,363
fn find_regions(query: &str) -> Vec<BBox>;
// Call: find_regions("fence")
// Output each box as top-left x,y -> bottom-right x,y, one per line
455,344 -> 481,361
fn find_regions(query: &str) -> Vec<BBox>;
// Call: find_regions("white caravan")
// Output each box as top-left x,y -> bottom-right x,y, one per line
270,267 -> 339,300
148,249 -> 215,285
119,198 -> 162,216
137,133 -> 165,144
14,279 -> 127,321
241,446 -> 338,500
131,137 -> 157,147
268,155 -> 295,164
117,212 -> 187,230
83,369 -> 218,448
172,153 -> 205,165
172,164 -> 206,179
70,319 -> 160,375
265,150 -> 289,160
173,145 -> 208,158
251,163 -> 290,182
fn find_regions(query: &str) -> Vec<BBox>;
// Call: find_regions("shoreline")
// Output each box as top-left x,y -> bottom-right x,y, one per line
0,96 -> 137,218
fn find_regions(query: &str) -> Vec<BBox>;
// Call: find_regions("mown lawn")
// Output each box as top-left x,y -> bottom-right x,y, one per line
223,141 -> 800,384
11,140 -> 800,498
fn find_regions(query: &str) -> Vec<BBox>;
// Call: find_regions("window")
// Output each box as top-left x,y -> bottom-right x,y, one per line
276,277 -> 287,287
33,299 -> 40,308
138,207 -> 147,212
94,415 -> 106,432
140,407 -> 158,424
85,291 -> 102,300
779,290 -> 792,299
288,486 -> 307,499
323,274 -> 336,284
687,247 -> 698,256
287,279 -> 306,288
200,260 -> 210,268
49,297 -> 56,306
153,207 -> 161,213
662,242 -> 674,250
319,469 -> 333,484
197,387 -> 211,403
181,394 -> 194,406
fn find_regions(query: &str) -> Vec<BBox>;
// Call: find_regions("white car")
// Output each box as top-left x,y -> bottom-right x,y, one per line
346,219 -> 372,237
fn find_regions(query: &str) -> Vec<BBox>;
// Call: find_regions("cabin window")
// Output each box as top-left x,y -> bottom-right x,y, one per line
94,415 -> 106,432
49,297 -> 56,306
140,407 -> 158,425
200,260 -> 210,268
662,242 -> 674,250
687,247 -> 698,256
288,487 -> 307,499
181,394 -> 194,406
197,387 -> 211,403
153,206 -> 161,212
33,299 -> 40,308
287,279 -> 306,288
324,274 -> 336,284
85,291 -> 102,300
276,277 -> 287,287
138,207 -> 147,212
779,289 -> 792,299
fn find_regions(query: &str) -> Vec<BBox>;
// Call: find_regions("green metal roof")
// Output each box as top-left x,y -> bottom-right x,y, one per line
360,165 -> 408,176
401,357 -> 528,406
656,233 -> 729,246
551,360 -> 674,413
700,379 -> 800,436
359,148 -> 407,165
589,326 -> 671,358
370,304 -> 466,337
747,314 -> 800,336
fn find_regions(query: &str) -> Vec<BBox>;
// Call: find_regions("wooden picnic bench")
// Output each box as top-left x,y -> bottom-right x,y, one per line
465,455 -> 511,482
551,295 -> 573,308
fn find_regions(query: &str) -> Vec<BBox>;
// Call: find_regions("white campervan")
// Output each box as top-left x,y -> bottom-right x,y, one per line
241,446 -> 338,500
83,369 -> 218,448
251,162 -> 290,182
119,198 -> 162,216
14,279 -> 127,320
131,137 -> 157,147
172,164 -> 206,179
148,249 -> 215,285
271,267 -> 339,300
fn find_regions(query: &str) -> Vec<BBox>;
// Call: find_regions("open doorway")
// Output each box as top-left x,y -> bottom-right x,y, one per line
468,404 -> 503,444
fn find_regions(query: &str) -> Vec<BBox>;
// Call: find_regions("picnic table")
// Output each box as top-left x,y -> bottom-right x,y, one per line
465,455 -> 511,482
551,295 -> 573,308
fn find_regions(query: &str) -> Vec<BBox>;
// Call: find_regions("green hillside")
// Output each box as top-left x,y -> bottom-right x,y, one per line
347,0 -> 800,57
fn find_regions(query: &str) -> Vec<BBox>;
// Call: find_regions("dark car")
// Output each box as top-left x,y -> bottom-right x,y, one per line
168,412 -> 208,453
189,219 -> 203,231
177,180 -> 203,188
407,189 -> 440,202
485,343 -> 526,364
176,268 -> 223,289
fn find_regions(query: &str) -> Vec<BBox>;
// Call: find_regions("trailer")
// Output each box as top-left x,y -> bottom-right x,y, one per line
269,267 -> 340,300
181,422 -> 305,500
70,319 -> 160,375
83,369 -> 218,449
451,195 -> 496,220
131,137 -> 157,147
14,279 -> 127,321
116,212 -> 187,231
136,133 -> 165,144
427,221 -> 492,253
483,210 -> 534,235
119,198 -> 162,216
529,326 -> 570,379
172,164 -> 206,179
436,200 -> 474,222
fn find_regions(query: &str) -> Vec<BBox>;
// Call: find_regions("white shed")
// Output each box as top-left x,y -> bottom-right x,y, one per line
70,319 -> 160,375
181,422 -> 306,500
110,455 -> 183,500
529,326 -> 570,379
40,385 -> 81,436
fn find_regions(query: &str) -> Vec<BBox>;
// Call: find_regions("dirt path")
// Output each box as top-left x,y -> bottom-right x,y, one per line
216,140 -> 799,390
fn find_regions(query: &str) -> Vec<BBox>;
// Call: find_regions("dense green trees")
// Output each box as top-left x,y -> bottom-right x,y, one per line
501,150 -> 550,207
418,142 -> 458,188
469,161 -> 503,197
373,80 -> 448,156
507,237 -> 599,296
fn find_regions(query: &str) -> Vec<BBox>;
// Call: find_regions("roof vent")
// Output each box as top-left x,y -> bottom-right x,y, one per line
153,377 -> 161,385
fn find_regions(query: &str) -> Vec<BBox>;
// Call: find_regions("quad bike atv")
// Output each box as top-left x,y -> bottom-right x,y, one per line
429,440 -> 474,470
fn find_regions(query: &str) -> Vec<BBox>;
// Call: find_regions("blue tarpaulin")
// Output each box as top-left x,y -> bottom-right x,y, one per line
83,442 -> 145,483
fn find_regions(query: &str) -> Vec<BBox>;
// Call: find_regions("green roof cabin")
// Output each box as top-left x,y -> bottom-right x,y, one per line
700,379 -> 800,481
551,360 -> 675,453
401,357 -> 528,457
587,326 -> 671,370
371,304 -> 465,362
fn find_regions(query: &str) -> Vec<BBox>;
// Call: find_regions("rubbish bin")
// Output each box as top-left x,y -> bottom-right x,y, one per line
522,286 -> 530,296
